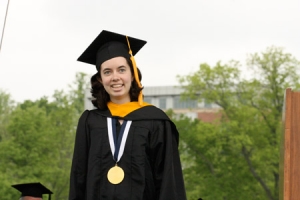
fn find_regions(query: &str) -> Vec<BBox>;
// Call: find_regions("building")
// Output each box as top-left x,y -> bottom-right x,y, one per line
84,86 -> 221,122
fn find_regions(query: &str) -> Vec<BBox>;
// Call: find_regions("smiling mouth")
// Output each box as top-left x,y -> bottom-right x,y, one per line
111,84 -> 124,88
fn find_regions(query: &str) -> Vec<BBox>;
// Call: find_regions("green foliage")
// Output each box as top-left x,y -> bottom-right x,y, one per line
176,46 -> 300,200
0,104 -> 54,199
0,72 -> 88,200
0,90 -> 15,198
0,90 -> 14,141
68,72 -> 90,114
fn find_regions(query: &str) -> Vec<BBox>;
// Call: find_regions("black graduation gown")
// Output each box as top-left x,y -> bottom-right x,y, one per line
69,105 -> 187,200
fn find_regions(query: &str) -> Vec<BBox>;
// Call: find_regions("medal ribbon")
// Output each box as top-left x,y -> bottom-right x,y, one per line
107,117 -> 132,162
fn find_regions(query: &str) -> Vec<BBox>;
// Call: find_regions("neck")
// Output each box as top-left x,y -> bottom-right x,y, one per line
110,97 -> 131,105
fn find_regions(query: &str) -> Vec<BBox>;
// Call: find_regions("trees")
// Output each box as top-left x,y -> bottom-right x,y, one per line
0,90 -> 14,141
177,46 -> 300,200
68,72 -> 89,114
0,72 -> 89,199
0,90 -> 15,198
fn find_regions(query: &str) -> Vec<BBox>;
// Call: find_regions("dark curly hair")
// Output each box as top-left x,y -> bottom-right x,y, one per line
90,58 -> 143,110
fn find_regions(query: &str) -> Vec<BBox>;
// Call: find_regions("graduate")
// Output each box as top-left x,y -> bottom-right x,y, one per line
69,30 -> 187,200
12,182 -> 53,200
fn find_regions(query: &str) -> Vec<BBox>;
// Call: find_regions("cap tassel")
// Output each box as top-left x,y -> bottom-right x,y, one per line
126,36 -> 143,106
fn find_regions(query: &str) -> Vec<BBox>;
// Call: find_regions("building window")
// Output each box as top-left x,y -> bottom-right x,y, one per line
173,96 -> 197,109
159,97 -> 167,109
204,99 -> 212,108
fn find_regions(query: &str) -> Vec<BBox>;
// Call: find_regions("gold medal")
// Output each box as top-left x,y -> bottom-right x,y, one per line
107,165 -> 124,184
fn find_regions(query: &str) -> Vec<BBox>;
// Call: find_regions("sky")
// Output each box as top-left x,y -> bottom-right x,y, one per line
0,0 -> 299,103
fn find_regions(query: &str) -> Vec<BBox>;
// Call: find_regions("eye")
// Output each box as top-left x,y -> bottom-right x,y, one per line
103,70 -> 111,75
119,68 -> 126,73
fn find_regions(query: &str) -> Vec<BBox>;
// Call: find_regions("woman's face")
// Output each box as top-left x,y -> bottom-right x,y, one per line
20,197 -> 42,200
99,56 -> 133,104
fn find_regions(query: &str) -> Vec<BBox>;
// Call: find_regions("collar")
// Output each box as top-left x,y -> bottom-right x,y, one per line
107,101 -> 151,118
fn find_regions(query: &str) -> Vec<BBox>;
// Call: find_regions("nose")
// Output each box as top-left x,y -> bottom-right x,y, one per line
111,72 -> 120,81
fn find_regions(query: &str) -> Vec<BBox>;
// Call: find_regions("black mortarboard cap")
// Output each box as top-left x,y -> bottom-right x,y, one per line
12,182 -> 53,200
77,30 -> 147,71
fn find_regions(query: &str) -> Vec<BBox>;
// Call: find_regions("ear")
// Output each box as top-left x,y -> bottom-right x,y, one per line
97,75 -> 102,83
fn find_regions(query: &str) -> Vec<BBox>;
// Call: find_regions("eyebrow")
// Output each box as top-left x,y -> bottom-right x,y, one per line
102,65 -> 127,71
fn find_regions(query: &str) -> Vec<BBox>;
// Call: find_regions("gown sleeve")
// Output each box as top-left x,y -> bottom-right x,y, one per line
150,120 -> 187,200
69,110 -> 90,200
